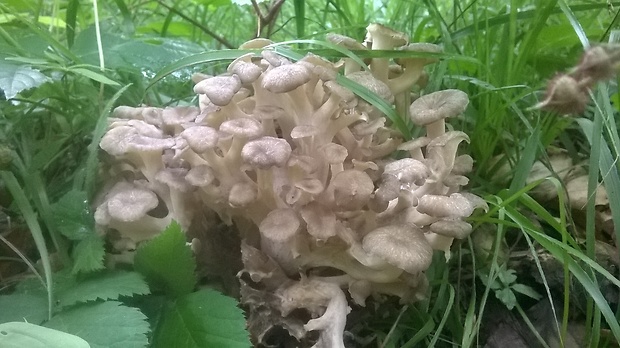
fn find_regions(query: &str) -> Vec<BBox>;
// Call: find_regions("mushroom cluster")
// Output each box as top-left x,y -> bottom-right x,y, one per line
96,23 -> 485,347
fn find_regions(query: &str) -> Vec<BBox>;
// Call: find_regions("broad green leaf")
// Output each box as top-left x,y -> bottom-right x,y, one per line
0,322 -> 90,348
134,221 -> 195,298
56,271 -> 150,309
152,289 -> 250,348
0,293 -> 48,325
0,62 -> 49,99
50,190 -> 93,241
44,301 -> 149,348
71,234 -> 105,274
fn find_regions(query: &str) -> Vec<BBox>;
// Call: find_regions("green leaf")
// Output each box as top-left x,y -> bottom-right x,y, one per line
44,301 -> 149,348
511,283 -> 542,301
0,293 -> 48,325
50,190 -> 94,241
71,234 -> 105,274
134,221 -> 195,298
0,62 -> 50,99
152,289 -> 250,348
69,68 -> 120,86
0,322 -> 90,348
495,288 -> 517,310
56,271 -> 150,309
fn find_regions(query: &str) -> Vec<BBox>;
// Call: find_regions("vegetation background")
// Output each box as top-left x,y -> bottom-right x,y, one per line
0,0 -> 619,347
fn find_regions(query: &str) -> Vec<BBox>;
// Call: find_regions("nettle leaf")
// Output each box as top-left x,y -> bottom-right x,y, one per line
0,61 -> 50,99
134,221 -> 195,298
152,289 -> 250,348
72,234 -> 105,274
0,293 -> 48,325
0,322 -> 90,348
50,190 -> 94,241
495,288 -> 517,310
44,301 -> 149,348
56,271 -> 150,309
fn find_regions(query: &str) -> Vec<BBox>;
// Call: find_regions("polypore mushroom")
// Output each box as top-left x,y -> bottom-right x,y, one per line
365,23 -> 409,81
259,208 -> 306,274
193,75 -> 242,106
388,43 -> 442,94
362,224 -> 433,274
95,182 -> 170,243
409,89 -> 469,139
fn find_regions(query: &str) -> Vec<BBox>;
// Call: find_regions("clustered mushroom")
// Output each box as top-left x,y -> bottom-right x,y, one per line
96,23 -> 485,347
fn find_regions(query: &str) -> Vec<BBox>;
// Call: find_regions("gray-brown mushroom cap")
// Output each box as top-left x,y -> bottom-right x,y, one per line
397,43 -> 443,66
106,184 -> 159,222
241,136 -> 292,169
409,89 -> 469,126
228,53 -> 263,85
219,118 -> 263,139
383,158 -> 429,185
362,224 -> 433,274
193,75 -> 242,106
429,220 -> 473,239
261,63 -> 311,93
180,126 -> 219,152
328,169 -> 374,210
347,71 -> 394,103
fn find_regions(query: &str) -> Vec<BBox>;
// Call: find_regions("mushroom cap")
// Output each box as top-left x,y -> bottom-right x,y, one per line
347,71 -> 394,103
416,193 -> 482,218
106,183 -> 159,222
362,224 -> 432,274
409,89 -> 469,126
320,143 -> 348,164
383,158 -> 429,184
291,125 -> 321,139
366,23 -> 409,49
180,126 -> 219,152
326,33 -> 367,50
300,201 -> 337,240
186,165 -> 215,187
397,137 -> 431,151
259,208 -> 301,244
328,169 -> 374,210
429,220 -> 473,239
261,63 -> 311,93
261,50 -> 291,67
162,106 -> 199,126
239,38 -> 274,49
219,117 -> 263,139
155,168 -> 192,193
397,43 -> 442,65
100,125 -> 175,156
229,182 -> 257,207
241,136 -> 292,169
193,75 -> 242,106
228,53 -> 263,85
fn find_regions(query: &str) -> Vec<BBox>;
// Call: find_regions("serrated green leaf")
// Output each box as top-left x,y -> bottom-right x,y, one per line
0,62 -> 50,99
44,301 -> 149,348
495,288 -> 517,310
0,322 -> 90,348
134,221 -> 195,298
152,289 -> 250,348
50,190 -> 94,241
56,271 -> 150,309
0,293 -> 48,325
71,234 -> 105,274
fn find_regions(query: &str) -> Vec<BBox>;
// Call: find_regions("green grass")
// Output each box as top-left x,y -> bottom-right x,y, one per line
1,0 -> 619,347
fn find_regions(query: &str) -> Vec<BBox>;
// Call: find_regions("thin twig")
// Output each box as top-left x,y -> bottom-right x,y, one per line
156,0 -> 234,48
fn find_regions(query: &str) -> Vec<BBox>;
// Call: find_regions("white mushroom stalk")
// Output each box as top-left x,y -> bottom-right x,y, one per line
96,24 -> 483,347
